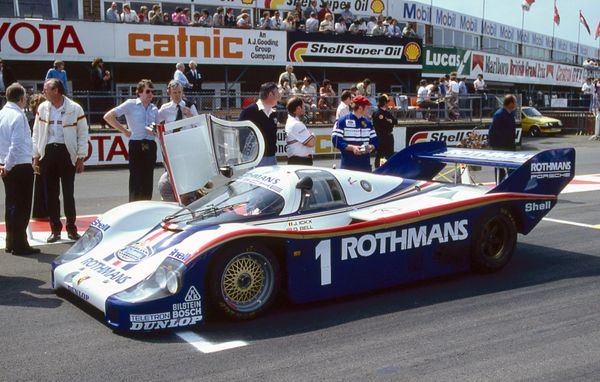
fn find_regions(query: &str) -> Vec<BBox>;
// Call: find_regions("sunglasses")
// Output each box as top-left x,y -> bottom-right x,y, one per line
144,89 -> 154,94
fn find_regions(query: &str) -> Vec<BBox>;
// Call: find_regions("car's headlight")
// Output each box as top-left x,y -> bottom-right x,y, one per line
54,226 -> 103,266
114,258 -> 185,303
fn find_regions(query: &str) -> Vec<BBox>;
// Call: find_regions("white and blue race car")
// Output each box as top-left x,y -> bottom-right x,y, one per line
52,115 -> 575,332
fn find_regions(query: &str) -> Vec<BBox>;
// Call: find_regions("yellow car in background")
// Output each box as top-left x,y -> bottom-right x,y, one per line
521,107 -> 563,137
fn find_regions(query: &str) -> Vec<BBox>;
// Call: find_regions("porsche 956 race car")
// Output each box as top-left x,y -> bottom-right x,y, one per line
52,115 -> 575,332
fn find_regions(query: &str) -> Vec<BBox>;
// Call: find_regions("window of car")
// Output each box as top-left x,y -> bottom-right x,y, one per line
522,108 -> 542,117
296,170 -> 347,212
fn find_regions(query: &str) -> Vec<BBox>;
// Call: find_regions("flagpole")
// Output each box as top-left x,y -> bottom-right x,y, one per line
577,10 -> 581,65
520,8 -> 525,56
481,0 -> 486,50
551,2 -> 556,61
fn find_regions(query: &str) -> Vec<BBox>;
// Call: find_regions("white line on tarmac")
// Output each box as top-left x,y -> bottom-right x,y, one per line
176,331 -> 248,353
542,217 -> 600,230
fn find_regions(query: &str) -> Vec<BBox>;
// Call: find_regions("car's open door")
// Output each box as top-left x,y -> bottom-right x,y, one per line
158,114 -> 265,202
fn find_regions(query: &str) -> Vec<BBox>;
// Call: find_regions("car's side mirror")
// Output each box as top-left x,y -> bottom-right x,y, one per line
296,176 -> 313,190
220,166 -> 233,178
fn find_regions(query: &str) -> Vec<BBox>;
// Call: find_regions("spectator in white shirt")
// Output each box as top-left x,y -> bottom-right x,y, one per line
106,2 -> 119,22
158,80 -> 198,123
305,12 -> 319,33
319,13 -> 334,33
335,16 -> 347,34
120,3 -> 139,23
173,63 -> 191,89
271,10 -> 283,29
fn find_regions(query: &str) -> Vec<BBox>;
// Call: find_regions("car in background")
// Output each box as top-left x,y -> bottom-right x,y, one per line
521,107 -> 562,137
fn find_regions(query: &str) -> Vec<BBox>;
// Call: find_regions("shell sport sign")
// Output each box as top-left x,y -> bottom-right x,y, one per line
286,32 -> 422,69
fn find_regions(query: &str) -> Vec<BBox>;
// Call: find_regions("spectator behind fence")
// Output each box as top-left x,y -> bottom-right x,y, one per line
174,62 -> 191,89
402,22 -> 418,37
33,78 -> 89,243
199,9 -> 212,27
138,6 -> 149,23
335,16 -> 347,34
258,11 -> 272,29
340,3 -> 354,26
318,79 -> 336,122
239,82 -> 280,167
90,57 -> 111,128
278,79 -> 292,105
306,12 -> 319,33
224,8 -> 236,27
319,13 -> 334,33
106,2 -> 119,22
185,61 -> 202,91
388,19 -> 401,36
278,65 -> 297,88
45,60 -> 69,95
304,0 -> 319,20
283,14 -> 296,31
318,2 -> 331,21
104,79 -> 159,202
149,5 -> 163,25
271,10 -> 283,30
120,3 -> 139,23
237,13 -> 252,29
356,78 -> 371,97
372,20 -> 387,36
213,7 -> 225,27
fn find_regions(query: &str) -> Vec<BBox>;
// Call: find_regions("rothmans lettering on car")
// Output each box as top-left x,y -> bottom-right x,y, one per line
530,161 -> 572,179
80,258 -> 132,284
341,220 -> 469,260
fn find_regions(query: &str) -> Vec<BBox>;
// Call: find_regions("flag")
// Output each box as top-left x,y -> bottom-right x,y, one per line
596,21 -> 600,40
579,10 -> 591,35
553,0 -> 560,26
522,0 -> 535,11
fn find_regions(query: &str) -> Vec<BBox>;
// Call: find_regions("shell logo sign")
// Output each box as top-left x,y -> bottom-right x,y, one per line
241,0 -> 254,4
264,0 -> 285,7
404,42 -> 421,62
371,0 -> 385,13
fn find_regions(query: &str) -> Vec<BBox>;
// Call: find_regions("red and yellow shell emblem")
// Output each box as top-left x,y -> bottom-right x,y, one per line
404,42 -> 421,62
370,0 -> 385,13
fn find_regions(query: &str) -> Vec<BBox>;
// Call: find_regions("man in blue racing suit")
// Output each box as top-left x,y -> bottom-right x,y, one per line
332,95 -> 378,172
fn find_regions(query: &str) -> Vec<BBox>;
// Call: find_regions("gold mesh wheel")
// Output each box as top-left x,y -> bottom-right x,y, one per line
220,251 -> 275,314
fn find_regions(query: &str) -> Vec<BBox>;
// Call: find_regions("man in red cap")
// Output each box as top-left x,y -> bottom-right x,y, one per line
332,95 -> 378,171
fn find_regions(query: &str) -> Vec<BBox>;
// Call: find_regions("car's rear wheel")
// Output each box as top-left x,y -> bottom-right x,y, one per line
471,209 -> 517,272
208,243 -> 280,320
529,126 -> 541,137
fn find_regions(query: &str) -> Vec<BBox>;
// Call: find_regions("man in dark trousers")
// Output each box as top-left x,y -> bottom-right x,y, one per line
488,94 -> 517,183
372,94 -> 397,168
0,83 -> 40,255
32,79 -> 89,243
239,82 -> 281,167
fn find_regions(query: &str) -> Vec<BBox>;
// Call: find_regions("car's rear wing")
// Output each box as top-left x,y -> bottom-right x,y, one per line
375,141 -> 575,196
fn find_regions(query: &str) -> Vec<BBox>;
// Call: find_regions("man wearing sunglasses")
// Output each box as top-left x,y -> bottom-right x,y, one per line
104,79 -> 159,202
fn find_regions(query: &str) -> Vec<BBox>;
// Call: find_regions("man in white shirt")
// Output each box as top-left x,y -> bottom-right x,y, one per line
32,78 -> 89,243
106,2 -> 119,22
173,62 -> 191,89
0,83 -> 39,255
278,65 -> 297,88
473,74 -> 486,93
306,12 -> 319,33
285,97 -> 315,165
336,90 -> 353,120
158,80 -> 198,123
356,78 -> 371,97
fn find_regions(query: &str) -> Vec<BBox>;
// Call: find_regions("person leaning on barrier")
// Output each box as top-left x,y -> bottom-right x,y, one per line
32,78 -> 89,243
372,94 -> 397,168
0,83 -> 40,255
104,79 -> 159,202
285,96 -> 315,166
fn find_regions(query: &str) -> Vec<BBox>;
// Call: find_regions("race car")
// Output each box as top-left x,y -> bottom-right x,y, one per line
52,115 -> 575,332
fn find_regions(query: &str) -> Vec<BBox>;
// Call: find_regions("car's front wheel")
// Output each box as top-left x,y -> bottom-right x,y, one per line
471,209 -> 517,272
208,243 -> 280,320
529,126 -> 541,137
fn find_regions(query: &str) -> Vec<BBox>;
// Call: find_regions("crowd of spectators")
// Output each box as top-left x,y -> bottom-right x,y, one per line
104,1 -> 420,37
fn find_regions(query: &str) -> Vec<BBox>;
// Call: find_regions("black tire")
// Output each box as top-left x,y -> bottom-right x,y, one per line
471,209 -> 517,272
207,242 -> 280,320
529,126 -> 541,137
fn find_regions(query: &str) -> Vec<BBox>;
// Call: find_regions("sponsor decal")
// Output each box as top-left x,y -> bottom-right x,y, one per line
81,258 -> 132,284
404,42 -> 421,62
525,201 -> 552,212
116,241 -> 153,263
67,285 -> 90,301
341,220 -> 469,260
90,218 -> 110,232
530,161 -> 572,179
168,248 -> 193,263
75,275 -> 90,285
290,41 -> 405,63
0,21 -> 84,54
239,172 -> 284,194
129,286 -> 202,331
408,129 -> 522,146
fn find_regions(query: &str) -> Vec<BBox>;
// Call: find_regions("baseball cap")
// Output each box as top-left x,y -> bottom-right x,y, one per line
352,95 -> 372,107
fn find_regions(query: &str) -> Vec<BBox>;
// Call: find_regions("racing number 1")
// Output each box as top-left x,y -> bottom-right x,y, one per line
315,240 -> 331,285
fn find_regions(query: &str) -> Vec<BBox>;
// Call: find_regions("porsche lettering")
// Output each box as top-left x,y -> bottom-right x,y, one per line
341,220 -> 468,260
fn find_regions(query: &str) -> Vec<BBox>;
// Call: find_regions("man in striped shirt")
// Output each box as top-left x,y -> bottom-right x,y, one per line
332,96 -> 378,172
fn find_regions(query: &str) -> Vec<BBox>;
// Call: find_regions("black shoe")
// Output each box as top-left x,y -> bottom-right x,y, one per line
4,247 -> 12,254
67,231 -> 81,241
47,232 -> 62,243
13,246 -> 41,255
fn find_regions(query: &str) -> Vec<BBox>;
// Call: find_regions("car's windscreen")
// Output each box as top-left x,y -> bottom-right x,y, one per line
523,108 -> 542,117
174,180 -> 285,225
